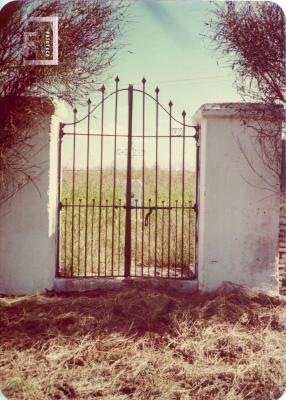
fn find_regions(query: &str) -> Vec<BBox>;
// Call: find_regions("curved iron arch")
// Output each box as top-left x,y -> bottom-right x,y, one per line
62,83 -> 198,131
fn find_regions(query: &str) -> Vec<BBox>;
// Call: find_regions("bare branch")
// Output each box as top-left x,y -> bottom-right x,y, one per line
0,0 -> 127,204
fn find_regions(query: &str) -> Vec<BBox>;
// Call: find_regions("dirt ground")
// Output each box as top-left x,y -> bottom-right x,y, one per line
0,287 -> 285,400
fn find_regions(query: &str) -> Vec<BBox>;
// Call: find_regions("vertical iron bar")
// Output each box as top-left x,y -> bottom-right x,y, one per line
70,108 -> 77,277
124,84 -> 133,278
135,199 -> 138,276
175,199 -> 178,278
154,86 -> 159,275
56,123 -> 63,276
141,78 -> 146,275
161,200 -> 165,276
105,199 -> 108,276
111,77 -> 119,275
91,199 -> 95,276
194,126 -> 200,279
181,111 -> 186,277
167,101 -> 173,278
98,85 -> 105,276
84,99 -> 91,276
77,199 -> 82,276
188,200 -> 191,267
148,198 -> 151,277
64,198 -> 67,275
118,198 -> 122,275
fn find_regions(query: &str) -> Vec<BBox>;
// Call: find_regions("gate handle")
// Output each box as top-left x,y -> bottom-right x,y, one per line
144,208 -> 154,226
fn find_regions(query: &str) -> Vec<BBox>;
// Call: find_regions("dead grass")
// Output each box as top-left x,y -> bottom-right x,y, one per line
0,288 -> 285,400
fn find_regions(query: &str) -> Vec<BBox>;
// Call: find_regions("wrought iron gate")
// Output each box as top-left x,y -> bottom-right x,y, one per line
56,78 -> 200,279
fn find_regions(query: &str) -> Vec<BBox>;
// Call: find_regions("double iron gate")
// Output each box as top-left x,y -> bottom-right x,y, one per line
56,78 -> 200,280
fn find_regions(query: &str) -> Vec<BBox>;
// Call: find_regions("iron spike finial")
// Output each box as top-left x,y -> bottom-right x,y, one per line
168,100 -> 173,108
155,86 -> 159,94
87,98 -> 91,105
100,84 -> 106,93
115,76 -> 119,83
73,107 -> 77,114
182,110 -> 186,117
142,77 -> 146,84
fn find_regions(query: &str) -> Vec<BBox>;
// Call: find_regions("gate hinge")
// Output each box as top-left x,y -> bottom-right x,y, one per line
59,123 -> 65,139
194,125 -> 200,143
193,203 -> 198,214
58,201 -> 64,211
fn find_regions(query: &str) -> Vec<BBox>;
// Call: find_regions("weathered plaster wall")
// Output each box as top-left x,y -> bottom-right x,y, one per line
0,99 -> 282,295
193,103 -> 283,295
279,139 -> 286,293
0,98 -> 66,294
279,199 -> 286,292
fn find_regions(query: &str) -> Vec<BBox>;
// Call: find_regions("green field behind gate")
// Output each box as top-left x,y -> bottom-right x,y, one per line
59,168 -> 196,278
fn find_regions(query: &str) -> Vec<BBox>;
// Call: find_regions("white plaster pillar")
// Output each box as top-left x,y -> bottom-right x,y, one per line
0,98 -> 67,294
193,103 -> 283,295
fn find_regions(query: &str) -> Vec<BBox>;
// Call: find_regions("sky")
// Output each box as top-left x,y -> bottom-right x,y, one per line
0,0 -> 285,170
110,0 -> 240,116
61,0 -> 242,170
0,0 -> 285,119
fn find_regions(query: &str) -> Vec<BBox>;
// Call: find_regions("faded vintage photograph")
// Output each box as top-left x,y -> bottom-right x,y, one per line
0,1 -> 285,399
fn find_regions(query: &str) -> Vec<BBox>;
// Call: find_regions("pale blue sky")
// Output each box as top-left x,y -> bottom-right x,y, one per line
1,0 -> 284,169
108,0 -> 240,118
63,0 -> 241,169
0,0 -> 240,118
1,0 -> 284,117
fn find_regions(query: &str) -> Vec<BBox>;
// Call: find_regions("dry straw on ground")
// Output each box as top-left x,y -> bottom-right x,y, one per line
0,287 -> 285,399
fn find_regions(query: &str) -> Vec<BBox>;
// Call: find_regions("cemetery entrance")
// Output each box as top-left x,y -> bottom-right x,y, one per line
56,79 -> 199,280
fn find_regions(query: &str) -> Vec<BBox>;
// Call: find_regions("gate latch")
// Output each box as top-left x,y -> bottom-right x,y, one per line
144,208 -> 154,227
